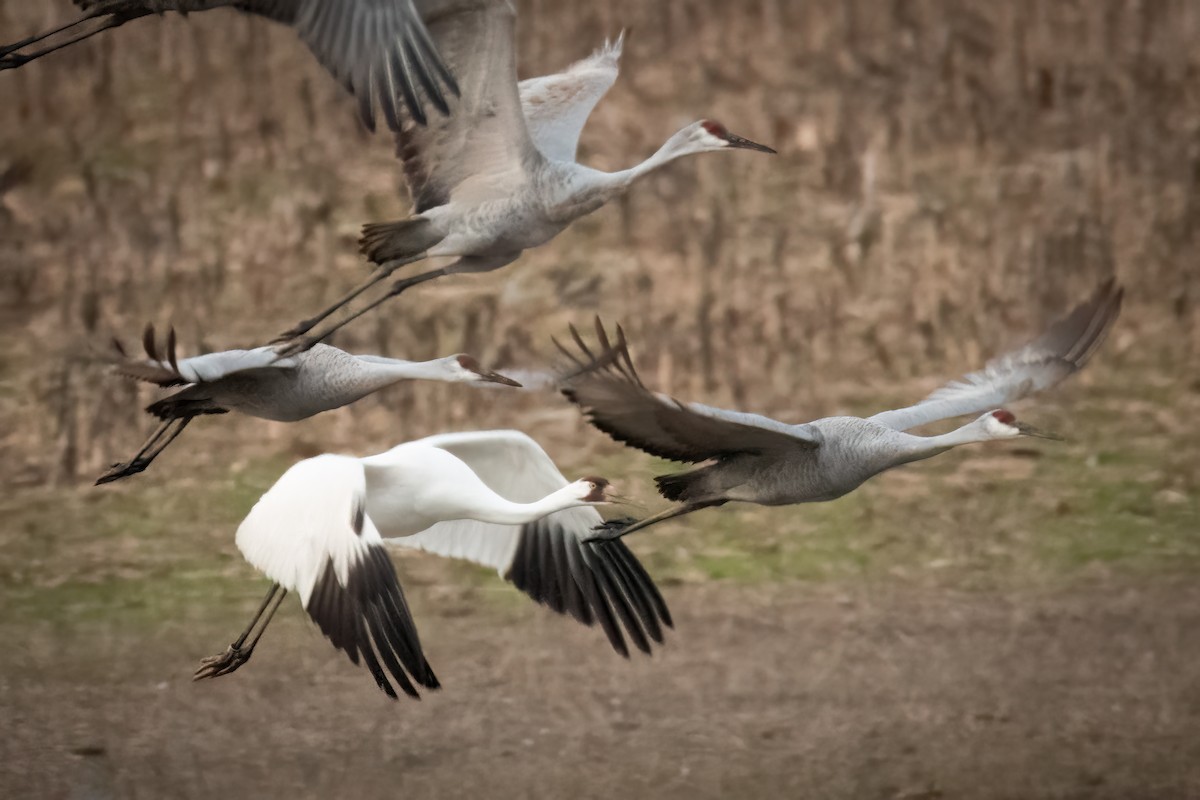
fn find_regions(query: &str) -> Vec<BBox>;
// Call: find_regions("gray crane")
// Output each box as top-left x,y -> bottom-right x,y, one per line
557,280 -> 1124,540
99,323 -> 520,484
270,14 -> 776,354
0,0 -> 460,129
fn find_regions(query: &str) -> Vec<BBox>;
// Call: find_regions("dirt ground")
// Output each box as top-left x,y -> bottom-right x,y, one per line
2,577 -> 1198,800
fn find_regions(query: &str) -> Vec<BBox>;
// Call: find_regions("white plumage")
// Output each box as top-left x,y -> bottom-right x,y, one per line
195,430 -> 672,700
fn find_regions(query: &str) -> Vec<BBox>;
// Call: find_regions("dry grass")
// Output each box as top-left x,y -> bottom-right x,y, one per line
0,0 -> 1197,481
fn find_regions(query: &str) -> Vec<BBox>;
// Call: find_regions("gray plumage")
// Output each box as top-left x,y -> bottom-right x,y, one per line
97,323 -> 519,483
0,0 -> 461,129
273,20 -> 777,353
559,280 -> 1124,540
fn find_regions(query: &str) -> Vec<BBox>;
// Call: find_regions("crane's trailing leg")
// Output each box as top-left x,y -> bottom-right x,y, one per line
0,11 -> 134,69
95,416 -> 192,485
194,583 -> 288,681
584,502 -> 713,543
270,252 -> 430,344
272,267 -> 449,357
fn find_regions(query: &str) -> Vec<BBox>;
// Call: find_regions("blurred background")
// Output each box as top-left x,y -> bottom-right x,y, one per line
1,0 -> 1198,797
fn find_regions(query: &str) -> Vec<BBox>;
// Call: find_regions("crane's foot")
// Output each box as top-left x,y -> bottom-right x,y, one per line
582,519 -> 635,544
193,644 -> 254,681
270,334 -> 320,359
270,317 -> 319,345
94,458 -> 149,485
0,53 -> 30,69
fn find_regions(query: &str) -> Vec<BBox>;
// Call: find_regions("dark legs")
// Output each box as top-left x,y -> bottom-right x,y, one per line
584,503 -> 710,542
0,12 -> 129,69
271,253 -> 428,344
194,583 -> 288,681
272,266 -> 448,356
95,416 -> 192,485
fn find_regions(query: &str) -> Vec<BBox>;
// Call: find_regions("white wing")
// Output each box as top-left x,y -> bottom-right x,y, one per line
235,454 -> 437,699
518,32 -> 623,162
389,430 -> 672,657
870,280 -> 1123,431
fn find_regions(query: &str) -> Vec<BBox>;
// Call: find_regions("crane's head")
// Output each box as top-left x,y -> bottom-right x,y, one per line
687,120 -> 778,155
450,355 -> 523,387
982,409 -> 1062,440
570,476 -> 614,504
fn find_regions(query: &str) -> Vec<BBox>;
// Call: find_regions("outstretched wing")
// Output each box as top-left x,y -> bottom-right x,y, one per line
387,429 -> 672,658
869,279 -> 1124,431
388,0 -> 540,214
518,31 -> 623,162
235,454 -> 438,700
111,324 -> 299,386
558,320 -> 820,465
245,0 -> 460,130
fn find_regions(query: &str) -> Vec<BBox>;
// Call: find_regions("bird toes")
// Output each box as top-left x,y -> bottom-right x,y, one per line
270,335 -> 318,359
192,645 -> 251,682
94,458 -> 148,485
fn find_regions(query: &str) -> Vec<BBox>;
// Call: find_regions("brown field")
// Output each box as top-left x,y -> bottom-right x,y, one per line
1,0 -> 1198,797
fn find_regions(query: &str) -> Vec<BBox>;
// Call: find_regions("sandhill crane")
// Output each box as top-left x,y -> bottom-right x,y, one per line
193,430 -> 671,699
98,324 -> 520,484
557,280 -> 1124,540
271,17 -> 776,354
0,0 -> 459,129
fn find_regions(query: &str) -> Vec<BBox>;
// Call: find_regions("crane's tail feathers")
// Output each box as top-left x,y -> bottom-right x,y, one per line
358,218 -> 443,266
654,467 -> 715,504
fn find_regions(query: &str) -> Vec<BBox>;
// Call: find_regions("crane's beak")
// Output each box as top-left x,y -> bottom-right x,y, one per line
1016,421 -> 1064,441
474,369 -> 522,388
725,133 -> 777,154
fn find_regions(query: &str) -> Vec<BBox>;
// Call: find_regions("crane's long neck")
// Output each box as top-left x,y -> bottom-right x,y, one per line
549,129 -> 700,214
603,136 -> 695,192
357,358 -> 455,391
463,484 -> 585,526
888,420 -> 993,468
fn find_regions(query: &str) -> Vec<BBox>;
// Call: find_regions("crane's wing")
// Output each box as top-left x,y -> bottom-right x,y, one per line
869,279 -> 1124,431
388,0 -> 541,213
558,320 -> 820,464
244,0 -> 459,130
235,454 -> 438,700
112,324 -> 299,386
518,32 -> 623,162
387,429 -> 672,658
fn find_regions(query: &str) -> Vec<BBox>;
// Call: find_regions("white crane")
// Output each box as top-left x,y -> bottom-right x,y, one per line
98,324 -> 520,483
0,0 -> 459,128
271,12 -> 776,353
192,430 -> 672,699
557,280 -> 1124,540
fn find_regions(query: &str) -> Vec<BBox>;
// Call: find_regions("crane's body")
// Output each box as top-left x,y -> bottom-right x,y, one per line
648,414 -> 1020,509
136,341 -> 516,422
273,23 -> 776,352
196,430 -> 671,700
99,326 -> 518,483
559,281 -> 1124,539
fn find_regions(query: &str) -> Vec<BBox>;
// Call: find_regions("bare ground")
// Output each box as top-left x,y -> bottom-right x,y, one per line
2,578 -> 1198,800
